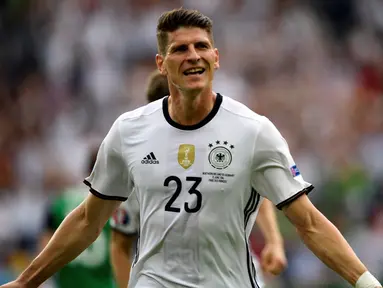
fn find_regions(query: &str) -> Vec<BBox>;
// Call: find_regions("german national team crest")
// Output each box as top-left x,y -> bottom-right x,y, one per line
208,141 -> 234,170
178,144 -> 195,169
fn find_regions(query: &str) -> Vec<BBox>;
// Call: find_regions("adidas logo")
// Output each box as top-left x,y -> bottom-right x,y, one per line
141,152 -> 159,164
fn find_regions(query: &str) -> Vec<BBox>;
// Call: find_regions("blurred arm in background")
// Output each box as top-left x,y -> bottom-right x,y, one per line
110,197 -> 139,288
256,199 -> 287,276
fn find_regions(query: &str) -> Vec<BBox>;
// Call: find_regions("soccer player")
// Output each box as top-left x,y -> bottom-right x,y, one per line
109,70 -> 287,288
2,8 -> 381,288
109,193 -> 139,288
39,146 -> 115,288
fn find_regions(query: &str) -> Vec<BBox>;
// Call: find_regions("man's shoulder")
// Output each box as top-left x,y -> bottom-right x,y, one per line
116,98 -> 164,124
105,99 -> 164,142
220,94 -> 266,124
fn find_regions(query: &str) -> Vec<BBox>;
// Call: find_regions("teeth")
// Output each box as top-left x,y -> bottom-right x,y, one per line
185,68 -> 204,74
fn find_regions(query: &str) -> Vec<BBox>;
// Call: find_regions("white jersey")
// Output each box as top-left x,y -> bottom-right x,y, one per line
85,93 -> 313,288
252,255 -> 265,287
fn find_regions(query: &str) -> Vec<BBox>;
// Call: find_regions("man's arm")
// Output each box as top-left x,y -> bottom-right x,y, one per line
110,230 -> 136,288
255,199 -> 287,275
38,231 -> 54,254
283,194 -> 380,287
14,194 -> 121,288
251,117 -> 381,287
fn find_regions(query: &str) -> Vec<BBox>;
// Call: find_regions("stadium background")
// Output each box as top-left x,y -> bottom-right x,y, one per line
0,0 -> 382,287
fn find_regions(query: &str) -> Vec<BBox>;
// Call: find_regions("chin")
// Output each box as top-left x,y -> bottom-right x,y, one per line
188,84 -> 205,91
183,81 -> 208,92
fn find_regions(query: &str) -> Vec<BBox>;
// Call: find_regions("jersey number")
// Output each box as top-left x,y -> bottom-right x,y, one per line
164,176 -> 202,213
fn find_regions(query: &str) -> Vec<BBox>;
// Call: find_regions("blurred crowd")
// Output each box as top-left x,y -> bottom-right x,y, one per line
0,0 -> 382,287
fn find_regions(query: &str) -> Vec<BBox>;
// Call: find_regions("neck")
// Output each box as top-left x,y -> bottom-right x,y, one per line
167,86 -> 216,126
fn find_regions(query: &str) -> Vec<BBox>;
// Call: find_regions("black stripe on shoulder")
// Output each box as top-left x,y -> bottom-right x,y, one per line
276,185 -> 314,210
83,180 -> 127,202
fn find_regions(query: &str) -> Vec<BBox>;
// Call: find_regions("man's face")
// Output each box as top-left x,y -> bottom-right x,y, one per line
156,27 -> 219,93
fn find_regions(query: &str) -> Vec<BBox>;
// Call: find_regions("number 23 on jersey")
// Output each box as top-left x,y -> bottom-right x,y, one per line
164,176 -> 202,213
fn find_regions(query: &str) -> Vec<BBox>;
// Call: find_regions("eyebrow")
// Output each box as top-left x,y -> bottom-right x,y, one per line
195,40 -> 211,47
169,44 -> 187,52
169,40 -> 211,52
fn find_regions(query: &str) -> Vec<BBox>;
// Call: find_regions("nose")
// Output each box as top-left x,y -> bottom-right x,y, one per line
186,45 -> 201,63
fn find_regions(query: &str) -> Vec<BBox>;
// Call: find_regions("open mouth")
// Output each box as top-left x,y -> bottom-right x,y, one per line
183,67 -> 205,76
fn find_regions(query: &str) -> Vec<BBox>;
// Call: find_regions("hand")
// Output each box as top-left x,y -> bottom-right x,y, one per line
260,242 -> 288,276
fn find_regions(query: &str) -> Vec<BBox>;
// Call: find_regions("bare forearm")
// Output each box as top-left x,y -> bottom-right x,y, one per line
297,212 -> 366,285
256,199 -> 283,244
110,231 -> 136,288
111,241 -> 132,288
18,206 -> 101,287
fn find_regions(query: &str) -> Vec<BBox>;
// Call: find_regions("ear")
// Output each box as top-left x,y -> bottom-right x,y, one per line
213,48 -> 220,70
155,54 -> 167,76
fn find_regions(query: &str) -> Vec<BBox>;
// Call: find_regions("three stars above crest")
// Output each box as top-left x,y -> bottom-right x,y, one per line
208,141 -> 234,149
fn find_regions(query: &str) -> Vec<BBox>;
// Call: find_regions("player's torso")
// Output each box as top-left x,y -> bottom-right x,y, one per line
53,187 -> 114,288
122,95 -> 263,287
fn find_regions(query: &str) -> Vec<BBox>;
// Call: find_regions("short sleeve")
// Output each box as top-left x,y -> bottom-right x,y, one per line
251,117 -> 314,210
84,118 -> 131,201
110,194 -> 139,235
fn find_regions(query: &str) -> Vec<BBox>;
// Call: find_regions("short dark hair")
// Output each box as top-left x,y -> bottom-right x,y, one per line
156,8 -> 213,55
146,70 -> 169,103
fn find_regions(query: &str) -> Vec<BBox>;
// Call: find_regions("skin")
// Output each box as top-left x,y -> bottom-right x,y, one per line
156,27 -> 219,126
255,199 -> 287,276
110,230 -> 135,288
154,27 -> 377,287
282,194 -> 373,286
1,195 -> 121,288
111,66 -> 287,286
111,67 -> 286,286
1,26 -> 380,288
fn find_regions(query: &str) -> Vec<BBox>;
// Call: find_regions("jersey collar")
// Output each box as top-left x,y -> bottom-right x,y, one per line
162,93 -> 223,130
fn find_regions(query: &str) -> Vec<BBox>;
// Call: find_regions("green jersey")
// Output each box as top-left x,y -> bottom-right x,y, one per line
45,185 -> 115,288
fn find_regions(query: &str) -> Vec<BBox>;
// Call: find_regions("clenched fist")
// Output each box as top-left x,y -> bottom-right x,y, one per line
260,242 -> 288,275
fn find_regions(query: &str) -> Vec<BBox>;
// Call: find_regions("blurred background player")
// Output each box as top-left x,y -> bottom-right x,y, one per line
39,145 -> 115,288
109,70 -> 287,288
251,196 -> 287,284
109,192 -> 139,288
109,70 -> 169,288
